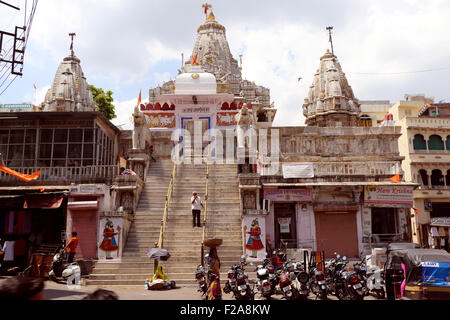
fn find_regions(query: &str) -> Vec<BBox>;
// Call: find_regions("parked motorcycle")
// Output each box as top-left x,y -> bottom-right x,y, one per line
48,247 -> 81,285
223,255 -> 254,300
355,255 -> 385,299
326,253 -> 364,300
308,262 -> 328,300
194,264 -> 208,296
255,258 -> 276,299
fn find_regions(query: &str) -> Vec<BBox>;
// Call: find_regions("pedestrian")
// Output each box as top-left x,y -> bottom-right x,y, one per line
0,276 -> 45,300
149,145 -> 156,162
64,232 -> 79,264
191,191 -> 204,228
82,289 -> 119,300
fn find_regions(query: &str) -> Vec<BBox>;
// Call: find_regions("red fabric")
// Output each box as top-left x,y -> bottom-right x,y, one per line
65,237 -> 79,253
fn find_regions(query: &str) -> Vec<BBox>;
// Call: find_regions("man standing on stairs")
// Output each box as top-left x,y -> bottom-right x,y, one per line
191,191 -> 204,228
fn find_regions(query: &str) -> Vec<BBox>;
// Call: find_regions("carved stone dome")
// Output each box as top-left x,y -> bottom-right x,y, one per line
302,50 -> 360,127
174,65 -> 217,94
41,53 -> 97,112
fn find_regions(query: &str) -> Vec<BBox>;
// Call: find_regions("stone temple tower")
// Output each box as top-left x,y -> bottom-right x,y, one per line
41,46 -> 97,113
149,5 -> 272,110
302,49 -> 360,127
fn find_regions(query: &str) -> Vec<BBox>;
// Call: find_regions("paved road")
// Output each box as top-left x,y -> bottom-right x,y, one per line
24,280 -> 380,300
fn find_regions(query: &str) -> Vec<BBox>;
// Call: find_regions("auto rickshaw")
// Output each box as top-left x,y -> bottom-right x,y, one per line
384,248 -> 450,300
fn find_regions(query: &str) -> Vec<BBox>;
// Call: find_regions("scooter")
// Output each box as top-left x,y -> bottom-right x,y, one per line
48,248 -> 81,285
358,255 -> 385,299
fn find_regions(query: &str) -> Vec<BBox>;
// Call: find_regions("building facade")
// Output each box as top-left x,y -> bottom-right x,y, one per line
361,95 -> 450,252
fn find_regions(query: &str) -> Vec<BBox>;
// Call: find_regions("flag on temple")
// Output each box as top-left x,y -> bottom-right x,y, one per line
33,84 -> 37,90
413,208 -> 420,215
137,89 -> 142,107
389,174 -> 400,184
0,166 -> 41,183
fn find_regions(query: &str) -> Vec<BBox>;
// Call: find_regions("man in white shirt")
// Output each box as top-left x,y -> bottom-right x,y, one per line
191,191 -> 204,228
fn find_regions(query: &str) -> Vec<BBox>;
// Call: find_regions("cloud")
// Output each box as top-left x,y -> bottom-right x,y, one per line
111,98 -> 136,130
2,1 -> 450,125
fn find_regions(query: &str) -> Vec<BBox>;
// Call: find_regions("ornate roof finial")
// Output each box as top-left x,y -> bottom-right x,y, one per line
202,3 -> 212,18
69,32 -> 76,56
326,26 -> 334,56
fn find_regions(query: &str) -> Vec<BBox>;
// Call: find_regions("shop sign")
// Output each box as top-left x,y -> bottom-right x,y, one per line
431,217 -> 450,227
182,106 -> 210,113
282,163 -> 314,178
364,186 -> 413,208
263,188 -> 312,202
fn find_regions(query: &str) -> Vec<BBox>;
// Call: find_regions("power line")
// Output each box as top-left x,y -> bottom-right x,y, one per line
0,73 -> 18,96
348,66 -> 450,75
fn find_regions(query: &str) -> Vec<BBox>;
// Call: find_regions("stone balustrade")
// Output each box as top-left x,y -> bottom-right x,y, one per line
0,165 -> 119,185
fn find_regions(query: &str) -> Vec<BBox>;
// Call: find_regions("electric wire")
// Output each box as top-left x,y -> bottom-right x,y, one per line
347,66 -> 450,75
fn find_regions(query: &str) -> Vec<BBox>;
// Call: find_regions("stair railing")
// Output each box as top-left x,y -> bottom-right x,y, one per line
153,156 -> 177,271
200,163 -> 209,266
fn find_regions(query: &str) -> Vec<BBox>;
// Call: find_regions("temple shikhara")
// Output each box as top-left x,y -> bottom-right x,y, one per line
2,4 -> 448,289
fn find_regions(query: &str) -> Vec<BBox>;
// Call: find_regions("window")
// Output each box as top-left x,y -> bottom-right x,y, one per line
428,135 -> 444,150
419,169 -> 428,186
446,136 -> 450,151
372,208 -> 397,235
431,169 -> 445,186
413,134 -> 427,150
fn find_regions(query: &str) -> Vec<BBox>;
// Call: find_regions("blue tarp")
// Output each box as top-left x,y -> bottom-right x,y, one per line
422,262 -> 450,287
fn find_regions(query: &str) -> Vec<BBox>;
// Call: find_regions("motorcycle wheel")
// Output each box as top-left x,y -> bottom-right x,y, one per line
336,288 -> 346,300
319,291 -> 328,300
375,288 -> 385,299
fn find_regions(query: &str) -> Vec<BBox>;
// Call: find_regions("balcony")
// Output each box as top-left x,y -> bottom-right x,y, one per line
0,165 -> 119,186
405,117 -> 450,129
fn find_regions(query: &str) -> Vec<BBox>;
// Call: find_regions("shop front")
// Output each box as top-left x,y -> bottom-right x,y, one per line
362,185 -> 415,252
0,191 -> 67,269
263,188 -> 313,250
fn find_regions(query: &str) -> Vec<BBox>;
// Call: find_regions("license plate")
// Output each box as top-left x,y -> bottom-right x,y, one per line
353,283 -> 362,289
318,281 -> 326,285
238,285 -> 247,290
282,286 -> 290,292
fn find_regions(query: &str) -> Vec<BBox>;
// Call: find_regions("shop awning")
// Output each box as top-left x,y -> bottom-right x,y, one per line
23,194 -> 64,209
67,201 -> 99,211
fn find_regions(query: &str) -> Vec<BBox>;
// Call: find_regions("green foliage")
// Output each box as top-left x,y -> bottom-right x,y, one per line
88,84 -> 116,120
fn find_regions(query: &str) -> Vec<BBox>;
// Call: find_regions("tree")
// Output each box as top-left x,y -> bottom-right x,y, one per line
88,84 -> 116,120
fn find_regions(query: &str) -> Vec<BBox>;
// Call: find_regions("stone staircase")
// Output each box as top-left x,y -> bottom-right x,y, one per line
86,158 -> 173,286
159,162 -> 243,284
87,160 -> 243,286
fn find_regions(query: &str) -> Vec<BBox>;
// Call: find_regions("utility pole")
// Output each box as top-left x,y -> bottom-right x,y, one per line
326,26 -> 334,55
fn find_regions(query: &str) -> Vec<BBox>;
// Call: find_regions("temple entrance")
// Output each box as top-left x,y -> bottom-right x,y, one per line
182,118 -> 210,160
274,202 -> 297,249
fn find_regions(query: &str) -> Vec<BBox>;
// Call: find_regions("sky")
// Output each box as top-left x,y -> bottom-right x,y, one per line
0,0 -> 450,130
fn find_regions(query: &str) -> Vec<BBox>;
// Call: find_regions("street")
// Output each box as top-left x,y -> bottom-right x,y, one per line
0,278 -> 381,300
